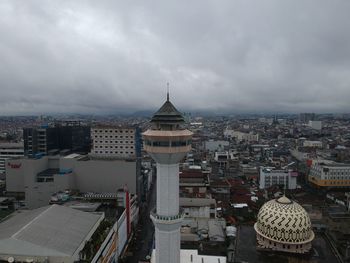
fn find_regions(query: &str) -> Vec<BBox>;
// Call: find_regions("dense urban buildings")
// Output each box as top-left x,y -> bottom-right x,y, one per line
1,111 -> 350,262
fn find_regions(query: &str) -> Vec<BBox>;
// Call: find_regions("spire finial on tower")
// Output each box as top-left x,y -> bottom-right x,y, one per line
166,82 -> 169,101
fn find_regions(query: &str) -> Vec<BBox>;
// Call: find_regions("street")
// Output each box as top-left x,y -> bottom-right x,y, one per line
127,180 -> 156,263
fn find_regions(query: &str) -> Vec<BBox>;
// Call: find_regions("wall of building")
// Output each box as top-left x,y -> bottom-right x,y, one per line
90,127 -> 136,159
259,168 -> 297,190
0,143 -> 24,176
308,121 -> 322,131
204,140 -> 229,152
183,206 -> 211,218
309,162 -> 350,187
303,140 -> 323,148
74,159 -> 137,193
224,130 -> 259,142
6,156 -> 139,209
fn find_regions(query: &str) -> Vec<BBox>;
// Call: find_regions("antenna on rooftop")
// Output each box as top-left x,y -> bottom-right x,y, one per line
167,82 -> 170,101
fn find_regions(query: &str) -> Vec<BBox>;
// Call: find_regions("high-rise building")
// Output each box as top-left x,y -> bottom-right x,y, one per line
143,94 -> 193,263
299,113 -> 315,123
90,125 -> 141,159
23,123 -> 91,156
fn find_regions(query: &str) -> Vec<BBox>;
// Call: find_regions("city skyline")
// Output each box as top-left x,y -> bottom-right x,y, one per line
1,1 -> 350,115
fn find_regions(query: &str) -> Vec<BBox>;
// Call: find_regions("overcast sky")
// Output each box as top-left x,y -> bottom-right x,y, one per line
0,1 -> 350,115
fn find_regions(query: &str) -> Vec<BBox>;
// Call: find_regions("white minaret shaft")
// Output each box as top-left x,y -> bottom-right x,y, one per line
143,94 -> 192,263
156,163 -> 179,216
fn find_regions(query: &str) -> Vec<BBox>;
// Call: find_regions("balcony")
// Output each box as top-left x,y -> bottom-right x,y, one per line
150,208 -> 184,224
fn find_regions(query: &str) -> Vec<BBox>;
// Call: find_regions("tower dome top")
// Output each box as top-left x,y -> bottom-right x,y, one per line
151,95 -> 184,124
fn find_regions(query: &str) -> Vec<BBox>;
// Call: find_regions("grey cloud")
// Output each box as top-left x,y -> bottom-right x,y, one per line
0,0 -> 350,115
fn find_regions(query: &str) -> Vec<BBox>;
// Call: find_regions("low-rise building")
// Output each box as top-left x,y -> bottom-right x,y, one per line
308,161 -> 350,188
180,197 -> 216,219
224,130 -> 259,142
204,140 -> 229,152
6,154 -> 141,208
259,167 -> 297,190
303,140 -> 323,148
0,204 -> 104,263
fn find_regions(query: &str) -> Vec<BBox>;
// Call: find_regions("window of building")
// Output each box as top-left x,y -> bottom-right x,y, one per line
153,141 -> 169,147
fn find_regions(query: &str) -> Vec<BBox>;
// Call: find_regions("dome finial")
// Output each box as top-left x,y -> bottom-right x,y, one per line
166,82 -> 170,101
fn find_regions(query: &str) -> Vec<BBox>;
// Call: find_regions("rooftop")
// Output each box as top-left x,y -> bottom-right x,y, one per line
0,205 -> 104,258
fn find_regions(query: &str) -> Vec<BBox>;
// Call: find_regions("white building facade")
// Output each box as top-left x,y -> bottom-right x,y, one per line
308,121 -> 322,130
0,142 -> 24,176
91,126 -> 136,159
224,130 -> 259,142
303,140 -> 323,148
309,161 -> 350,188
259,167 -> 297,190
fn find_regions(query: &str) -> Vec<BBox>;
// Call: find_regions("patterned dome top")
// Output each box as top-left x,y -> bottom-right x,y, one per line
254,196 -> 314,244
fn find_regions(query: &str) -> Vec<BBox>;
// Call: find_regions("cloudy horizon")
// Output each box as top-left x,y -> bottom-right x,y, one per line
1,1 -> 350,115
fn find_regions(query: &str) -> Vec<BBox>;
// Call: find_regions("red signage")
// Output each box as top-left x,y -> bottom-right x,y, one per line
7,162 -> 21,169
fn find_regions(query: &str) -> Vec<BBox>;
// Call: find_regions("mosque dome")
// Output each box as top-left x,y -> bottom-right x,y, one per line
254,196 -> 314,253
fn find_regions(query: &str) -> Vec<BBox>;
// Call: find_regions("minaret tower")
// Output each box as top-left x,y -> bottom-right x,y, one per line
143,92 -> 192,263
